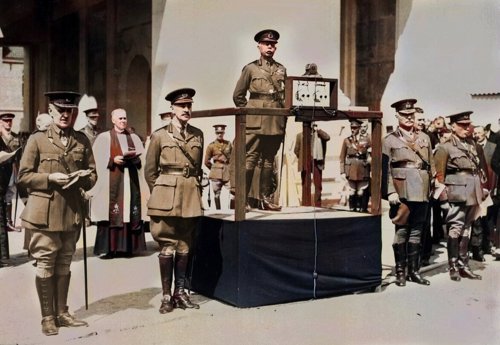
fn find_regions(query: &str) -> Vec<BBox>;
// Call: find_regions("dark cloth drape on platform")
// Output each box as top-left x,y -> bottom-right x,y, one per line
192,215 -> 382,307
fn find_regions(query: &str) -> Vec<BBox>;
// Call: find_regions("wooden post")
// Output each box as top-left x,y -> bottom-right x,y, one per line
301,122 -> 312,206
370,118 -> 382,215
234,112 -> 246,221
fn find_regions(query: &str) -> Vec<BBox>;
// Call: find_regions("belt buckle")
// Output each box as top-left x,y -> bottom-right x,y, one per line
183,166 -> 190,178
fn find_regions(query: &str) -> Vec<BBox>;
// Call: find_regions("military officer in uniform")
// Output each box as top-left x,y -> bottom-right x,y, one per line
204,124 -> 232,210
340,119 -> 371,212
78,96 -> 100,145
0,112 -> 23,233
0,113 -> 18,265
145,88 -> 203,314
18,91 -> 97,336
233,29 -> 286,211
382,99 -> 434,287
434,111 -> 486,281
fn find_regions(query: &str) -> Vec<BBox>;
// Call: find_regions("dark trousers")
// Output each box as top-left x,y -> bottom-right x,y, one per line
300,161 -> 323,207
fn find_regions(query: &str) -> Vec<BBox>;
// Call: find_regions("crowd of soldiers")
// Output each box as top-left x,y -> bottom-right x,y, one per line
383,98 -> 500,287
1,27 -> 498,337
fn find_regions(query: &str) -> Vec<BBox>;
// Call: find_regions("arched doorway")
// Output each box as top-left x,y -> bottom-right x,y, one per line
125,55 -> 151,140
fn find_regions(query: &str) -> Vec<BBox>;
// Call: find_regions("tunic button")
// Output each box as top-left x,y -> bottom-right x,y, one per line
64,153 -> 68,156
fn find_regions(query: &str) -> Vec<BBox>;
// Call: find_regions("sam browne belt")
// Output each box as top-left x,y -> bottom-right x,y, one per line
161,165 -> 200,178
249,93 -> 277,101
391,161 -> 429,171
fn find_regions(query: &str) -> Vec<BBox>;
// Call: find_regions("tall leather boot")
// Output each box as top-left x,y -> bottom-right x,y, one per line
348,195 -> 356,211
407,243 -> 430,285
448,237 -> 461,281
54,273 -> 88,327
158,254 -> 174,313
214,196 -> 221,210
35,276 -> 58,336
259,168 -> 281,211
173,253 -> 199,309
0,201 -> 9,260
392,243 -> 406,286
458,236 -> 482,280
245,168 -> 255,211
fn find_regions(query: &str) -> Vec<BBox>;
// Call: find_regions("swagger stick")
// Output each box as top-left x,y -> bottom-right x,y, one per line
79,188 -> 89,310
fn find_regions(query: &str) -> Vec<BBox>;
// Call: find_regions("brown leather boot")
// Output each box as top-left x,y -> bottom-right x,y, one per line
448,237 -> 461,281
35,276 -> 58,336
392,243 -> 406,287
407,243 -> 430,285
458,237 -> 481,280
54,273 -> 88,327
159,254 -> 174,313
173,253 -> 199,309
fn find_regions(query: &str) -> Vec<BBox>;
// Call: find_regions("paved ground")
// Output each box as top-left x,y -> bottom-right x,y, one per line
1,203 -> 499,345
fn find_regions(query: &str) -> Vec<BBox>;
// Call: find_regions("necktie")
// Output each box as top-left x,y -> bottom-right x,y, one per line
180,127 -> 186,139
60,134 -> 68,146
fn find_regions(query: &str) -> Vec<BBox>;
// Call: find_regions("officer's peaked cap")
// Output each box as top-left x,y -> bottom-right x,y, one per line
165,88 -> 196,104
213,124 -> 226,132
391,98 -> 417,114
447,111 -> 473,124
45,91 -> 81,108
254,29 -> 279,43
0,113 -> 15,119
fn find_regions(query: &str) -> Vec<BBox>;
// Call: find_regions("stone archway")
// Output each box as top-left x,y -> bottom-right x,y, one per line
125,55 -> 151,140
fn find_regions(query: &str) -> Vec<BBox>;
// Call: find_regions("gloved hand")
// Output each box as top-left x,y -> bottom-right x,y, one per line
388,192 -> 400,205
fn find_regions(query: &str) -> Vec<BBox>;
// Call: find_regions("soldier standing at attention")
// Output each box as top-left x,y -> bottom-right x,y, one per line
78,96 -> 100,145
18,91 -> 97,336
340,119 -> 371,212
233,29 -> 286,211
145,88 -> 203,313
382,99 -> 434,287
434,111 -> 486,281
0,112 -> 23,233
204,124 -> 232,210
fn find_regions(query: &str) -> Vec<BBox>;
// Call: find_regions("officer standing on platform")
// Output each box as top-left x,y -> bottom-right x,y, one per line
340,119 -> 371,212
434,111 -> 486,281
233,29 -> 286,211
145,88 -> 203,314
382,99 -> 434,287
204,124 -> 232,210
18,91 -> 97,336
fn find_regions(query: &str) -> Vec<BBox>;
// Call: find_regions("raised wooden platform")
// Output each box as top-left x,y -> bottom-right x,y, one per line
191,207 -> 382,307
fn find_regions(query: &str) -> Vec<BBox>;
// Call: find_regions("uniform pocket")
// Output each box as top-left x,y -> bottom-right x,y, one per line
147,175 -> 177,211
21,190 -> 53,226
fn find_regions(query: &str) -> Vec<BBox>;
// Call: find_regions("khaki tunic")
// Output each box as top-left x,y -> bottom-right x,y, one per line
434,135 -> 486,206
382,128 -> 435,202
18,124 -> 97,231
144,123 -> 204,218
339,135 -> 371,181
233,58 -> 287,135
204,139 -> 232,182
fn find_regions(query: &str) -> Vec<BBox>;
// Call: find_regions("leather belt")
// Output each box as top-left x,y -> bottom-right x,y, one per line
249,93 -> 277,101
446,168 -> 477,175
161,166 -> 200,178
391,161 -> 428,170
347,154 -> 367,159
